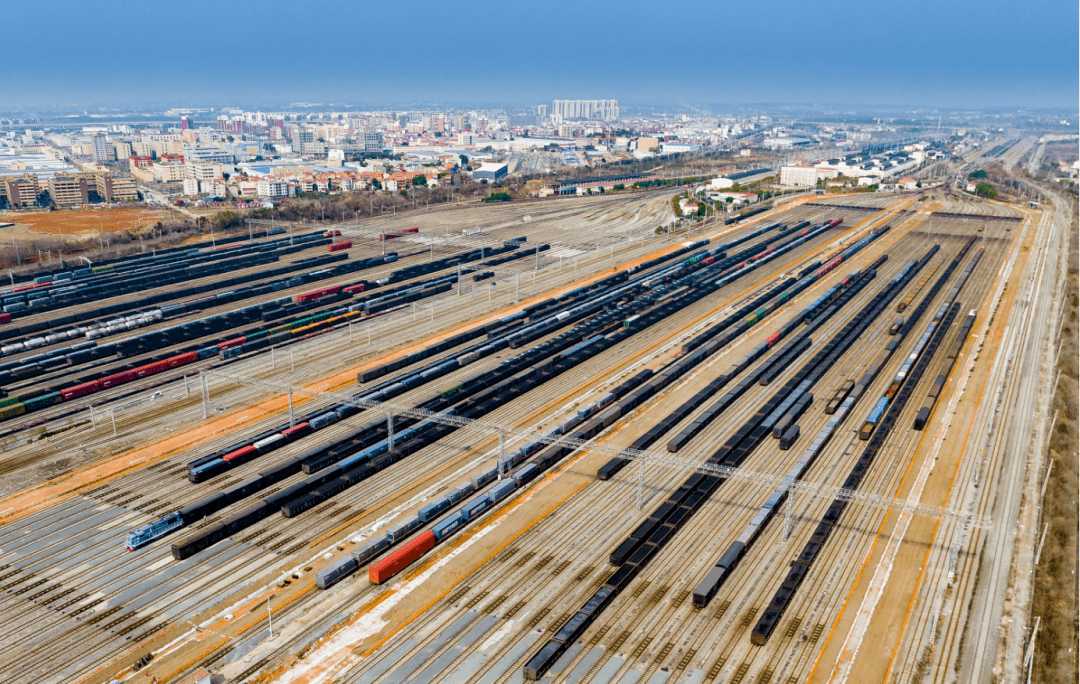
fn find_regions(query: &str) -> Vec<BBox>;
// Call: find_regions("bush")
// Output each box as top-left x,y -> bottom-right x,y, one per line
482,192 -> 512,203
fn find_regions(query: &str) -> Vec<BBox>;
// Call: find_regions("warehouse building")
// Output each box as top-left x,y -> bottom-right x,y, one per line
472,163 -> 508,183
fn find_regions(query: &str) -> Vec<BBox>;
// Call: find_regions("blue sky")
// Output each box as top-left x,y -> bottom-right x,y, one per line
5,0 -> 1077,109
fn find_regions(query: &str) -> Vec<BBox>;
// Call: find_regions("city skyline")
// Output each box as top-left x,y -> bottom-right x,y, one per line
3,0 -> 1076,110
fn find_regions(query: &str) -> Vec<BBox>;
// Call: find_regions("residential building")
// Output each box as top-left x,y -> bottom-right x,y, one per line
636,137 -> 660,152
288,125 -> 314,150
186,162 -> 221,180
94,173 -> 139,202
182,177 -> 201,195
0,174 -> 40,208
257,178 -> 289,199
182,144 -> 235,164
457,132 -> 476,146
202,180 -> 227,197
92,134 -> 109,163
48,174 -> 91,206
153,163 -> 187,182
131,141 -> 153,157
114,141 -> 133,161
301,142 -> 327,156
128,156 -> 153,173
551,99 -> 619,120
537,104 -> 548,117
779,166 -> 819,187
362,129 -> 384,152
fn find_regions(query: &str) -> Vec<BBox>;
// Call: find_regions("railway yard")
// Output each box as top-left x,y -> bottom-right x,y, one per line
0,175 -> 1070,684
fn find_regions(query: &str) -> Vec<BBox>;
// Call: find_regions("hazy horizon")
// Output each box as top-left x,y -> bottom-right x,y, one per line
4,0 -> 1077,111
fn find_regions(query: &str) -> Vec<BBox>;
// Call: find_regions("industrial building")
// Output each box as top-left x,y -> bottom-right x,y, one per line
472,163 -> 508,183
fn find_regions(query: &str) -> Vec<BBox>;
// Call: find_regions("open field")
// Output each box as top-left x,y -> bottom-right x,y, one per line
2,207 -> 168,241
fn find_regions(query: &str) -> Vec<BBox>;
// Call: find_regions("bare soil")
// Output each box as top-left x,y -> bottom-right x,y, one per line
13,207 -> 167,237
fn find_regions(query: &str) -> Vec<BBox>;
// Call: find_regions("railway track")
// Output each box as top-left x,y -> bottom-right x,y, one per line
5,190 -> 1042,684
319,202 -> 1016,684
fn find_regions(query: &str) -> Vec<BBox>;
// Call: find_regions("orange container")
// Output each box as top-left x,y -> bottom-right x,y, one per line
369,530 -> 435,584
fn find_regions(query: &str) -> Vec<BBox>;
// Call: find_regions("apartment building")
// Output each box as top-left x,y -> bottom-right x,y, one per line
47,174 -> 91,206
779,166 -> 819,187
257,178 -> 289,198
153,163 -> 187,183
551,99 -> 620,120
186,162 -> 222,180
92,134 -> 109,163
94,173 -> 139,202
0,174 -> 40,208
182,144 -> 236,164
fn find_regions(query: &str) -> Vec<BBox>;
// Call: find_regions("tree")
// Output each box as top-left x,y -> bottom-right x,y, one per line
87,190 -> 105,204
459,155 -> 469,167
36,190 -> 51,208
0,196 -> 8,210
413,174 -> 428,187
222,172 -> 231,181
613,184 -> 625,191
969,169 -> 988,179
974,182 -> 998,199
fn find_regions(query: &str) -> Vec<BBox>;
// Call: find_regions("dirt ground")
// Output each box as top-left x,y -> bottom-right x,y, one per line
5,207 -> 167,241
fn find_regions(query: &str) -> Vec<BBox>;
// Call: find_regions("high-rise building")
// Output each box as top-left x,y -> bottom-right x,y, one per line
537,104 -> 548,117
92,134 -> 109,163
181,116 -> 189,131
361,130 -> 383,153
551,100 -> 619,121
288,125 -> 314,150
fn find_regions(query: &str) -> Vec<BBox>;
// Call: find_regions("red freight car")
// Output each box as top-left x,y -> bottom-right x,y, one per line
218,337 -> 247,350
223,445 -> 258,463
167,351 -> 199,368
100,370 -> 138,389
369,531 -> 435,584
328,241 -> 353,252
60,381 -> 102,400
296,285 -> 341,303
136,360 -> 170,378
281,422 -> 312,440
342,283 -> 366,295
